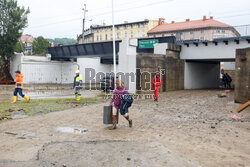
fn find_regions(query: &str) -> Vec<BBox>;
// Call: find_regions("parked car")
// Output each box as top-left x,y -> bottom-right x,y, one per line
100,76 -> 114,91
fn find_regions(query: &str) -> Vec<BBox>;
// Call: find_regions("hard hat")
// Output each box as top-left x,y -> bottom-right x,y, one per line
75,70 -> 80,74
15,70 -> 21,74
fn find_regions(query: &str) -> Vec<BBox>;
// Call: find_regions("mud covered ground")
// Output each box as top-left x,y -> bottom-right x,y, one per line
0,90 -> 249,167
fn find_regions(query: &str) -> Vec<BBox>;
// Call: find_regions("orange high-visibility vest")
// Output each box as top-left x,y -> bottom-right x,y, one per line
15,73 -> 24,89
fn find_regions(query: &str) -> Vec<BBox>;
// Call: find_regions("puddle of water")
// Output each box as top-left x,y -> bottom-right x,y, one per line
56,126 -> 88,134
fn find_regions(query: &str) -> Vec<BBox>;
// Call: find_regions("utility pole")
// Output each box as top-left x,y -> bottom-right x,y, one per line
112,0 -> 116,80
82,3 -> 88,43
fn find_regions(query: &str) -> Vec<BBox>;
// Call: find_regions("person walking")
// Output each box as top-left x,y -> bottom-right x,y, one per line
225,73 -> 232,89
13,70 -> 30,103
222,74 -> 227,88
110,79 -> 132,129
73,70 -> 83,101
152,72 -> 162,101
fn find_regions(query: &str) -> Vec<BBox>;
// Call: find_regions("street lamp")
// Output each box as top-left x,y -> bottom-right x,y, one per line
112,0 -> 116,80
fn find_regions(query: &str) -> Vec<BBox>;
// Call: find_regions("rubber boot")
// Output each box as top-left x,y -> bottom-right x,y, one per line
13,96 -> 17,103
76,94 -> 81,101
111,115 -> 117,129
125,115 -> 132,128
24,95 -> 30,102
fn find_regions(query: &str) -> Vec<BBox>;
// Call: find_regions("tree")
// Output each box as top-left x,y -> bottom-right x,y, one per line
32,36 -> 50,56
0,0 -> 29,83
14,41 -> 25,53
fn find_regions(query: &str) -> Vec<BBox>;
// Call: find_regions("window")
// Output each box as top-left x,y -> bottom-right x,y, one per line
200,36 -> 204,41
131,31 -> 133,38
100,35 -> 102,41
117,32 -> 120,39
142,30 -> 145,37
105,34 -> 108,40
138,31 -> 140,37
96,35 -> 99,41
162,34 -> 165,37
190,31 -> 193,35
138,24 -> 140,28
222,30 -> 225,33
216,30 -> 220,33
201,30 -> 204,34
142,24 -> 145,28
110,33 -> 113,40
125,31 -> 127,38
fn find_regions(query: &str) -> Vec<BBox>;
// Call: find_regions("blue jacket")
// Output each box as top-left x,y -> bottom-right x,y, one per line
120,93 -> 133,115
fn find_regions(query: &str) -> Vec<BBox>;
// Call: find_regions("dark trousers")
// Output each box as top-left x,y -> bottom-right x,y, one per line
13,88 -> 25,97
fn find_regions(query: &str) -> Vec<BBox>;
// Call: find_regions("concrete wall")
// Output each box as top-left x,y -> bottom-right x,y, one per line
235,47 -> 250,103
180,40 -> 250,60
222,62 -> 235,70
184,61 -> 220,89
136,51 -> 184,93
77,57 -> 111,83
10,53 -> 77,84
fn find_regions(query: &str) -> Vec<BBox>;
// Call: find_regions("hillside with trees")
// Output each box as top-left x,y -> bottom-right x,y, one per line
47,38 -> 76,45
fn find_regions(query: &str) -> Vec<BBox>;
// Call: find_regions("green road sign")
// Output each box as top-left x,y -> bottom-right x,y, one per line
139,39 -> 159,48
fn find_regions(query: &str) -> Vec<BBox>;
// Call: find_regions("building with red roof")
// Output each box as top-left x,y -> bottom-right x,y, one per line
148,16 -> 240,41
19,34 -> 34,47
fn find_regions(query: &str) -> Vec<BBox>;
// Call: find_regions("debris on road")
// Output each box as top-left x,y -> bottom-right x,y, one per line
237,101 -> 250,113
231,114 -> 244,120
5,131 -> 18,135
217,93 -> 227,98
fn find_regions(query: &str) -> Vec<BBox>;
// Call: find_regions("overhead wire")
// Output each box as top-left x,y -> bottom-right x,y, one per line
27,0 -> 250,29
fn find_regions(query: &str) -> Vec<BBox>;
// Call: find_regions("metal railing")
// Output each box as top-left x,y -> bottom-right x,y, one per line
174,24 -> 250,43
233,24 -> 250,36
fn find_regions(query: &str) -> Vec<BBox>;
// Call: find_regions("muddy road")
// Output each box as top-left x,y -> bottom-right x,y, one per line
0,90 -> 249,167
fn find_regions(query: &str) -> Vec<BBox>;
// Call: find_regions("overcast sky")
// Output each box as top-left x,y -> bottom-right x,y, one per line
17,0 -> 250,39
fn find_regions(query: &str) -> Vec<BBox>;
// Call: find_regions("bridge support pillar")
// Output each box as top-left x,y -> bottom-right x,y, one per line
117,38 -> 137,94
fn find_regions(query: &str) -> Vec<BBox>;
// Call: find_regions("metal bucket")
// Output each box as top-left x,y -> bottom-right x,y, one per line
103,105 -> 119,124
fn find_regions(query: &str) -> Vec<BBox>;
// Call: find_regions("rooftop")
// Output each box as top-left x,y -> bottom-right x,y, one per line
91,19 -> 152,29
148,16 -> 234,33
19,34 -> 34,43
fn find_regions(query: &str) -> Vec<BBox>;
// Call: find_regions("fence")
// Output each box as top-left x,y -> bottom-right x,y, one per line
234,24 -> 250,36
174,24 -> 250,43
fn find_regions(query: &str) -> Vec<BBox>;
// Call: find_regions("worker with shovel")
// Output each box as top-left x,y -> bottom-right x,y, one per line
73,70 -> 83,101
13,70 -> 30,103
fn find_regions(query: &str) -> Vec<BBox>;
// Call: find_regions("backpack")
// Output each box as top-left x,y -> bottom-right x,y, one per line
123,93 -> 133,108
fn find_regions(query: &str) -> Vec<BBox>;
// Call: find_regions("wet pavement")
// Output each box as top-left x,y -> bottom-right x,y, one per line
56,126 -> 88,134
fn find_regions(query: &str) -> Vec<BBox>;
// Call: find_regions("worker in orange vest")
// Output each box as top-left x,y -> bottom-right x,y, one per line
152,72 -> 162,102
13,70 -> 30,103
